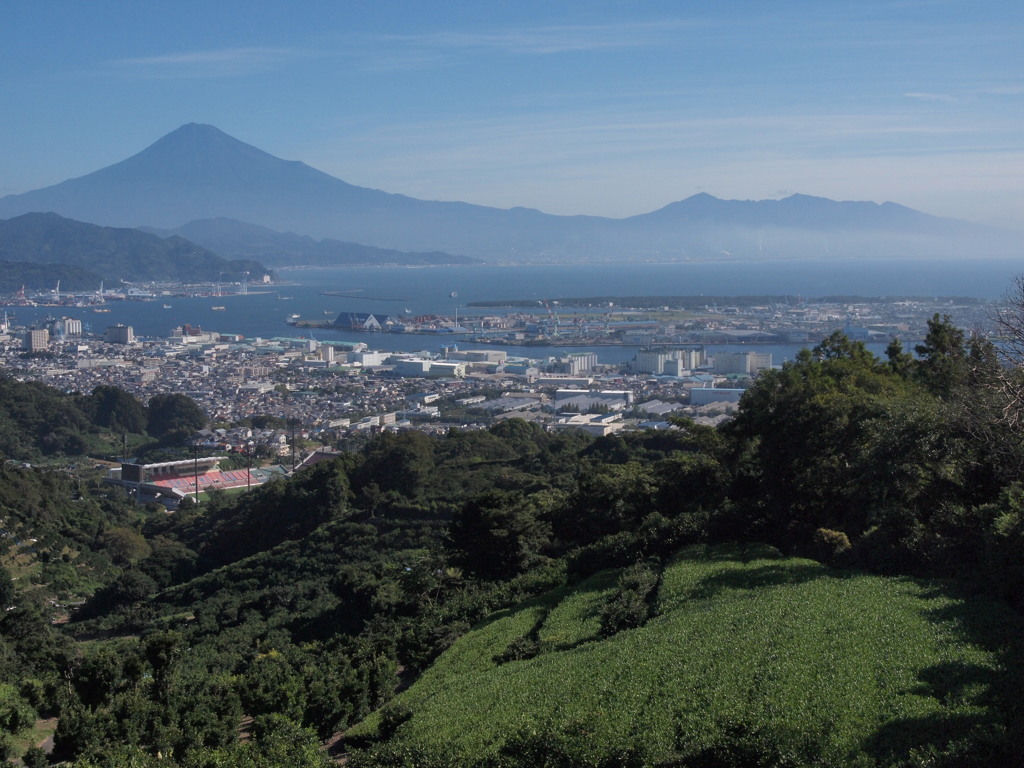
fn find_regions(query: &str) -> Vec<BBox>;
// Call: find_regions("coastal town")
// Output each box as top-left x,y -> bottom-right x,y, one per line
0,292 -> 995,463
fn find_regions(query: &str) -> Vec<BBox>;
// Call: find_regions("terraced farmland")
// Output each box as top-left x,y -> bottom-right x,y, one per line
349,543 -> 1024,767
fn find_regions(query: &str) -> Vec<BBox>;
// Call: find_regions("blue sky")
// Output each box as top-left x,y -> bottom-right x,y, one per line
2,1 -> 1022,226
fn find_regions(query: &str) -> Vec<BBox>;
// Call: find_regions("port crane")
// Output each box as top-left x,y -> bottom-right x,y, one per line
542,301 -> 561,337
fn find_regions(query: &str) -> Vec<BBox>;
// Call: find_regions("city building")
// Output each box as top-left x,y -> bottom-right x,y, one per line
633,350 -> 671,374
105,324 -> 135,345
24,328 -> 49,352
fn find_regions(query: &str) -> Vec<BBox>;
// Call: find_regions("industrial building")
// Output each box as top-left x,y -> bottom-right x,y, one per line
393,358 -> 467,378
551,412 -> 625,436
551,352 -> 598,375
712,351 -> 773,375
553,389 -> 633,412
632,347 -> 707,375
334,312 -> 391,331
689,388 -> 745,406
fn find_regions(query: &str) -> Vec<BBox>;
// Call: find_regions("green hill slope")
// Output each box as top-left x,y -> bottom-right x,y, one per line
349,544 -> 1024,767
0,211 -> 269,288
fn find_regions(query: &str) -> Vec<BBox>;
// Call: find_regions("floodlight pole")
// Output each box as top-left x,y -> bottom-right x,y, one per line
193,443 -> 200,508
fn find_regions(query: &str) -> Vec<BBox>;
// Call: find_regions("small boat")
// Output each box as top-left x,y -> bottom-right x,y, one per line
211,306 -> 226,311
163,304 -> 172,309
93,308 -> 111,313
449,291 -> 458,298
323,310 -> 334,316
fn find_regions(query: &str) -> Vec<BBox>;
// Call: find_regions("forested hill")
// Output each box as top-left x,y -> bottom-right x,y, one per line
141,218 -> 482,268
2,315 -> 1024,766
0,212 -> 269,289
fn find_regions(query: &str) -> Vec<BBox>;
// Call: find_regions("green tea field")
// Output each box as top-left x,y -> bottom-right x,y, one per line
349,543 -> 1024,767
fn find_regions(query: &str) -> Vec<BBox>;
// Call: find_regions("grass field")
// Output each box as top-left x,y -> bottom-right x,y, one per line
349,543 -> 1024,766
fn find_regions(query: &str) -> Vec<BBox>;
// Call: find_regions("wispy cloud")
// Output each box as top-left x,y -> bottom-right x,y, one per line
904,91 -> 957,103
107,46 -> 304,78
359,20 -> 701,70
313,101 -> 1022,216
394,20 -> 698,53
976,84 -> 1024,96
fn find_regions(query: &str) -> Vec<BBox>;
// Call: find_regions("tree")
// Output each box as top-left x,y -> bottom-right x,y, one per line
450,491 -> 552,580
247,713 -> 334,768
724,333 -> 952,552
0,683 -> 36,733
357,431 -> 435,500
885,337 -> 914,378
241,651 -> 305,721
914,313 -> 967,398
75,570 -> 157,620
551,461 -> 657,549
88,385 -> 147,434
99,527 -> 152,566
0,566 -> 14,608
146,393 -> 207,443
21,746 -> 47,768
986,274 -> 1024,429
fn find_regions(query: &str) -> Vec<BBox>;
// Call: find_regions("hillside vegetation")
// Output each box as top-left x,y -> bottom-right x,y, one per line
0,212 -> 269,289
350,544 -> 1024,766
2,310 -> 1024,765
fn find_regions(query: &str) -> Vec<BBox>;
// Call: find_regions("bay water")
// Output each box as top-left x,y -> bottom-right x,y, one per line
9,257 -> 1024,364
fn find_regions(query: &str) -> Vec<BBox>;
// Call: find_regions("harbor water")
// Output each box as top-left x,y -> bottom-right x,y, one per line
6,257 -> 1023,364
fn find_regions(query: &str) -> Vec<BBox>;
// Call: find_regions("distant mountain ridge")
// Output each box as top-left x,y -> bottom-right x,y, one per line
635,192 -> 971,233
140,218 -> 481,268
0,123 -> 1013,261
0,212 -> 268,287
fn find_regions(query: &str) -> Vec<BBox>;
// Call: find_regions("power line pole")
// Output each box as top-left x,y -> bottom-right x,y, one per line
290,419 -> 297,471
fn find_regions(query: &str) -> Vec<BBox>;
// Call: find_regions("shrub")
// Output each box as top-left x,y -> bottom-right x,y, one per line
22,746 -> 48,768
597,561 -> 660,637
811,527 -> 852,566
494,633 -> 541,664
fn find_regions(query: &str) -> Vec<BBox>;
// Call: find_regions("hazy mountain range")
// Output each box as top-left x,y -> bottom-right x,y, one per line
0,212 -> 267,290
0,123 -> 1014,263
139,218 -> 480,268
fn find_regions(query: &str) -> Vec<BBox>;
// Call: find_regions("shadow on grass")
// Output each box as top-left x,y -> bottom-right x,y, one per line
676,541 -> 784,564
861,583 -> 1024,766
491,570 -> 623,661
681,545 -> 1024,764
686,561 -> 837,602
